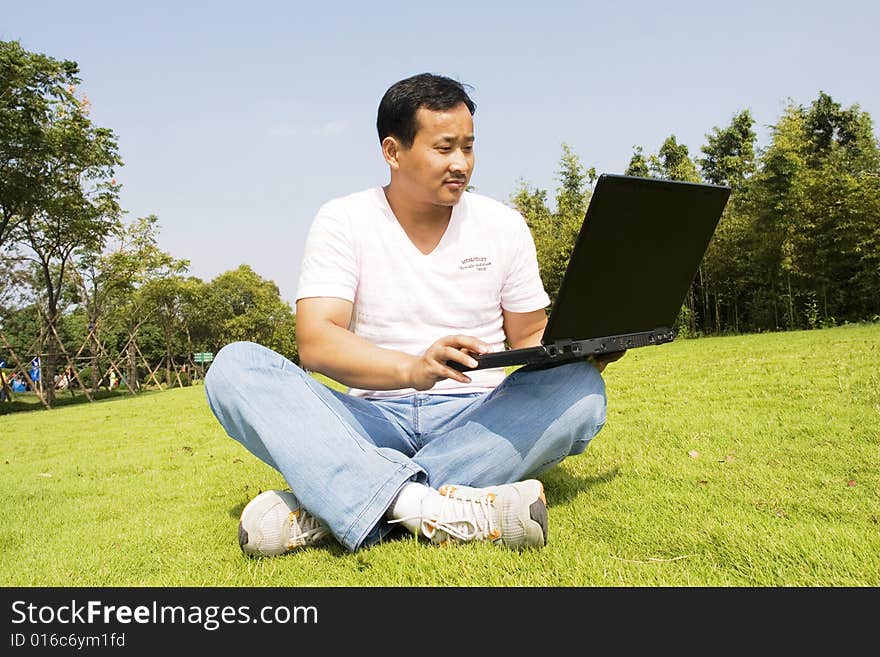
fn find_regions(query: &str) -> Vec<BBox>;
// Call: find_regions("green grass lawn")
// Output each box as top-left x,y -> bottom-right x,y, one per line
1,323 -> 878,586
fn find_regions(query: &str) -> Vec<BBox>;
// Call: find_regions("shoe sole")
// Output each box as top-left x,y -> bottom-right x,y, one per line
238,490 -> 298,557
514,479 -> 548,548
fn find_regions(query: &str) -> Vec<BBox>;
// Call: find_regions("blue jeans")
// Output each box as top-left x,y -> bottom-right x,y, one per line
204,341 -> 607,552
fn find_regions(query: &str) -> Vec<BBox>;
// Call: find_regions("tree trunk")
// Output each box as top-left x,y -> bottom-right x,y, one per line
823,285 -> 828,323
687,284 -> 696,335
165,325 -> 173,388
88,323 -> 100,392
43,333 -> 56,407
734,297 -> 740,333
698,266 -> 710,334
127,339 -> 138,391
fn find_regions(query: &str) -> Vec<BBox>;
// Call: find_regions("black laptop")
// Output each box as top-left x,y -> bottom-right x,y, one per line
450,173 -> 731,372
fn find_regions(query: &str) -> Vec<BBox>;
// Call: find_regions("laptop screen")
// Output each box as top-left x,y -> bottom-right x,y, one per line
543,174 -> 731,343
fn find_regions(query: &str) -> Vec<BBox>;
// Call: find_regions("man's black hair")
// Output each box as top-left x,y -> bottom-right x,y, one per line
377,73 -> 476,148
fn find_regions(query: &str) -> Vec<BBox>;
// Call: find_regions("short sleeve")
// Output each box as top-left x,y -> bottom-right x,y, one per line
500,212 -> 551,313
295,205 -> 358,303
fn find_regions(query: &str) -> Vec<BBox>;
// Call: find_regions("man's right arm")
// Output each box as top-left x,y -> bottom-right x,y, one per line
296,297 -> 488,391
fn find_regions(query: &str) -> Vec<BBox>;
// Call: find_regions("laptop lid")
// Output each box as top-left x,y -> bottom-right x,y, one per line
448,173 -> 731,373
541,173 -> 731,345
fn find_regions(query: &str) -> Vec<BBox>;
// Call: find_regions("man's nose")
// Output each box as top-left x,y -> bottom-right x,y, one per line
449,148 -> 470,173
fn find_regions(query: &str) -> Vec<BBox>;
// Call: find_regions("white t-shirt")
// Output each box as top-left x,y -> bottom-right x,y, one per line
296,187 -> 550,398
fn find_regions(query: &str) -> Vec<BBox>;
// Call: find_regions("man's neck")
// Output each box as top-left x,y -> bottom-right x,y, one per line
382,184 -> 452,228
382,185 -> 453,255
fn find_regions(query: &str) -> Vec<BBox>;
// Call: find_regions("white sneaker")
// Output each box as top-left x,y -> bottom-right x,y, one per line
392,479 -> 548,549
238,490 -> 331,557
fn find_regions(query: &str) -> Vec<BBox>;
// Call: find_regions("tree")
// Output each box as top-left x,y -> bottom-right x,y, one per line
555,143 -> 594,220
511,144 -> 595,307
97,215 -> 189,391
138,276 -> 194,386
5,43 -> 123,404
625,146 -> 651,177
696,110 -> 758,333
792,94 -> 880,324
699,110 -> 757,189
719,92 -> 880,332
649,135 -> 701,182
0,41 -> 80,250
174,277 -> 216,358
803,91 -> 879,172
207,265 -> 297,360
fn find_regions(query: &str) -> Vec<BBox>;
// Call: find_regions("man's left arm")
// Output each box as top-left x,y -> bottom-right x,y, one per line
501,308 -> 547,349
501,307 -> 626,373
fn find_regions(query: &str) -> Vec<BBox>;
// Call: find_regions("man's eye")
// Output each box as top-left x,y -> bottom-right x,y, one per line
436,146 -> 451,153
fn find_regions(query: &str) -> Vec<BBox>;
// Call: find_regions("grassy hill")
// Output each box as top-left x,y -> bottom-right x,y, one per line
1,323 -> 878,586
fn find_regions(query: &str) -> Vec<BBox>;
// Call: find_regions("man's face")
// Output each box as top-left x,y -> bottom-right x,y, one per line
391,102 -> 475,207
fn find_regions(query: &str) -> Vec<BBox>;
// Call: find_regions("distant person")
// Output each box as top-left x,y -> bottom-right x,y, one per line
205,73 -> 624,557
11,374 -> 27,393
54,368 -> 72,390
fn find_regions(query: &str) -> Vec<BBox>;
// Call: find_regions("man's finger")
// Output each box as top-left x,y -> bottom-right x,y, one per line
442,334 -> 489,354
440,345 -> 479,370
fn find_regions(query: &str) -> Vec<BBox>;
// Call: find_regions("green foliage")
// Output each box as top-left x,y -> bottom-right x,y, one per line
625,146 -> 650,177
0,40 -> 80,248
3,39 -> 123,289
715,94 -> 880,332
1,40 -> 122,404
649,135 -> 701,182
208,265 -> 297,361
627,92 -> 880,335
699,110 -> 757,188
512,143 -> 595,307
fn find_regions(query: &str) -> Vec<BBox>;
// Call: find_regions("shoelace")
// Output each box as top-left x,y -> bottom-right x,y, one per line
390,486 -> 500,542
288,509 -> 330,548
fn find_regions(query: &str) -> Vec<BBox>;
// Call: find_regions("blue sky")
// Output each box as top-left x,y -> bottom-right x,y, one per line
4,0 -> 879,304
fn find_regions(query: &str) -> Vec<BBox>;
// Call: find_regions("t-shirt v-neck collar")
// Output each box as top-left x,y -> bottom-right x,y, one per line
375,187 -> 462,257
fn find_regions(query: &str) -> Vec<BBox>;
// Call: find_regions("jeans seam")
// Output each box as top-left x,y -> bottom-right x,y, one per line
342,462 -> 421,550
412,395 -> 422,448
535,452 -> 567,471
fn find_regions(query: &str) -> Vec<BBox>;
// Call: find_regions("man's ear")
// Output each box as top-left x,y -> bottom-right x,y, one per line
382,136 -> 402,169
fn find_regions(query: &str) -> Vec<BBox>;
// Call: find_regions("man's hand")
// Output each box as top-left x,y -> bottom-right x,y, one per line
588,349 -> 627,374
404,334 -> 489,390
